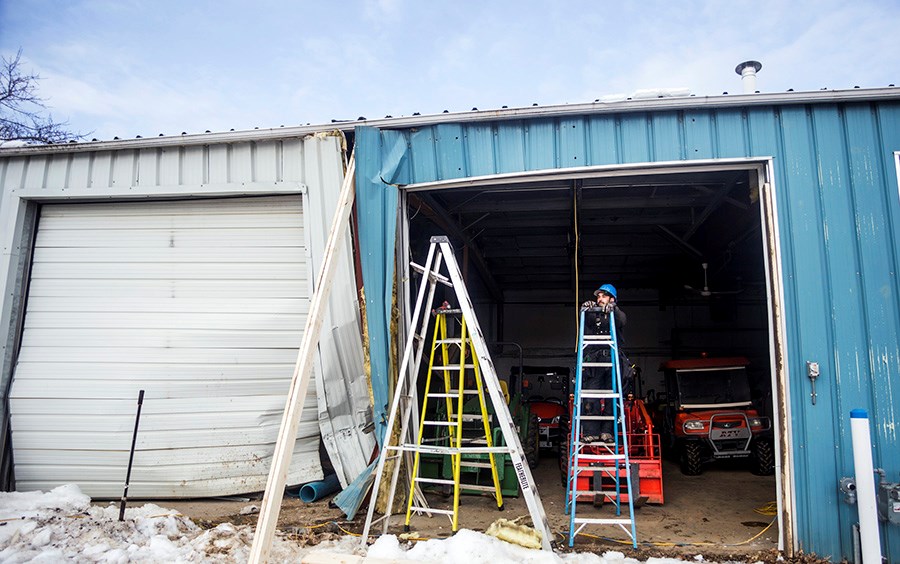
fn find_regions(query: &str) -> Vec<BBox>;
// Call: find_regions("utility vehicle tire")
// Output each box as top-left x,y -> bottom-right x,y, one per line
679,441 -> 703,475
751,438 -> 775,475
524,411 -> 540,468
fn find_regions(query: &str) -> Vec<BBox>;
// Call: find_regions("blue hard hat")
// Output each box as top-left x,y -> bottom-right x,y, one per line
594,283 -> 617,299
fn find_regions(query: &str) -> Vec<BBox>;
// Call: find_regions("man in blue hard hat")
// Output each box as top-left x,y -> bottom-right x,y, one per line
580,283 -> 627,443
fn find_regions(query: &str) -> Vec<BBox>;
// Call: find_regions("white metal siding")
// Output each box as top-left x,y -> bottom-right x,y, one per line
9,196 -> 321,497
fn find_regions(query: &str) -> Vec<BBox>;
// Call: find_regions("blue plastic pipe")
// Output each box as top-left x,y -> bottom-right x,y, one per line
298,474 -> 341,503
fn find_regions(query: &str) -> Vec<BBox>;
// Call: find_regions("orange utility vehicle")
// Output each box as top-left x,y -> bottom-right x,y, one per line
659,356 -> 774,476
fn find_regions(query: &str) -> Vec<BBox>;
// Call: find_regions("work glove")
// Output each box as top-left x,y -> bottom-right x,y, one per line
581,300 -> 594,311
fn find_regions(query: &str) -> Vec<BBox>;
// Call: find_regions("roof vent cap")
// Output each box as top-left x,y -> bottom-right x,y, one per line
735,60 -> 762,94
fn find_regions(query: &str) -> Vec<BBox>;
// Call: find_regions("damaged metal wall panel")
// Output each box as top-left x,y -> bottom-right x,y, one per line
355,96 -> 900,561
0,132 -> 372,498
302,134 -> 375,487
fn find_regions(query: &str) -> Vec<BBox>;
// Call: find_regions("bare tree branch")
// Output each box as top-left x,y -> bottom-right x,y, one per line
1,49 -> 86,144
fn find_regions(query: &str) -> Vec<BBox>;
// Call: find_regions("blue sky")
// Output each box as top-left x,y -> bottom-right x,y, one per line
2,0 -> 898,141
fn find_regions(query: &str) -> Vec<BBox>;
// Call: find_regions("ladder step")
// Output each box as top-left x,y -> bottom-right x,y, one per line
435,338 -> 468,345
415,478 -> 455,486
390,444 -> 511,455
576,453 -> 626,461
460,461 -> 493,469
572,466 -> 620,475
432,364 -> 477,370
421,414 -> 484,425
427,391 -> 479,398
583,335 -> 613,342
574,518 -> 633,525
461,438 -> 488,445
572,489 -> 606,496
410,506 -> 455,516
579,390 -> 619,399
582,362 -> 613,368
459,484 -> 500,492
579,415 -> 616,421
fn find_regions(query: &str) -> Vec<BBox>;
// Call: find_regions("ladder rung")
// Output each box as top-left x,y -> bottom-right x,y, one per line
576,453 -> 626,461
573,489 -> 604,496
410,506 -> 454,516
579,390 -> 619,399
574,517 -> 633,525
582,362 -> 613,368
460,461 -> 493,469
579,415 -> 616,421
432,364 -> 476,370
421,414 -> 484,426
391,445 -> 511,455
459,484 -> 500,492
573,466 -> 620,475
435,338 -> 467,344
579,439 -> 617,446
461,438 -> 488,445
428,391 -> 478,397
583,335 -> 613,341
415,478 -> 455,486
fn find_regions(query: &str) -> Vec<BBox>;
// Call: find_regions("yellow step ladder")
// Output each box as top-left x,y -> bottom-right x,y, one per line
404,303 -> 503,531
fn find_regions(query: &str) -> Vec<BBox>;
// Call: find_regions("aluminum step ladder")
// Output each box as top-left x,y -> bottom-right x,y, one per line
361,236 -> 553,551
564,307 -> 638,548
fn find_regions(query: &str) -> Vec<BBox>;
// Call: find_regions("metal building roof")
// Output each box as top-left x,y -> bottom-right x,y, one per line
1,87 -> 898,156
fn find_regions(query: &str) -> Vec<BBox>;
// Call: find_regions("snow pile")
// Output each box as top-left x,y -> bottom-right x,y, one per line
0,485 -> 741,563
369,530 -> 721,563
0,485 -> 315,562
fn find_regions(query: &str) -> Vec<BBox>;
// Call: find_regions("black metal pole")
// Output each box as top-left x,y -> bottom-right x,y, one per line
119,389 -> 145,521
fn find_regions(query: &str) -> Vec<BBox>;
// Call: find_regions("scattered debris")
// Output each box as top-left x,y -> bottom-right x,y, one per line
484,517 -> 542,550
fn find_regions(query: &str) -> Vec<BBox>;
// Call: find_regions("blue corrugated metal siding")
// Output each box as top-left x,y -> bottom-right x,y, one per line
358,100 -> 900,561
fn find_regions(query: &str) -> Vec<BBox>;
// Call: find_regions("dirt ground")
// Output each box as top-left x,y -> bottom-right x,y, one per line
147,454 -> 828,563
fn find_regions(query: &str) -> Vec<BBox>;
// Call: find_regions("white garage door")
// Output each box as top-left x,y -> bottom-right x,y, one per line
9,196 -> 322,498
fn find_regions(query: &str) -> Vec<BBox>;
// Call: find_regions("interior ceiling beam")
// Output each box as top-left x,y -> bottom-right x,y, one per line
491,264 -> 663,275
447,194 -> 707,214
682,181 -> 734,241
694,183 -> 750,210
409,193 -> 504,303
483,246 -> 677,258
656,225 -> 705,259
471,212 -> 694,229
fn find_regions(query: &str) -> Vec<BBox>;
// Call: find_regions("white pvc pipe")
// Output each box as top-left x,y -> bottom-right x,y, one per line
850,409 -> 882,563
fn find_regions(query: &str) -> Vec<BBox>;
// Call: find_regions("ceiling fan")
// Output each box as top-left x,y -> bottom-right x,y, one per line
684,262 -> 743,297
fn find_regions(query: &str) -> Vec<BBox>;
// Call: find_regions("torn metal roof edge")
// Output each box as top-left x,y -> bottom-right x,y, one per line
2,86 -> 899,157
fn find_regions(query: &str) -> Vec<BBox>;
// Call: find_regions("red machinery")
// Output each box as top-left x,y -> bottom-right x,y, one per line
560,394 -> 664,505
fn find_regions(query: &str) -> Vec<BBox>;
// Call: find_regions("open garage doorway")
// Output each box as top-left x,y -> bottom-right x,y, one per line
396,160 -> 791,555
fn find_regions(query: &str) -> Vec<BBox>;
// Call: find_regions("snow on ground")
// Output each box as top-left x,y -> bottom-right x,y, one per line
0,485 -> 750,563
